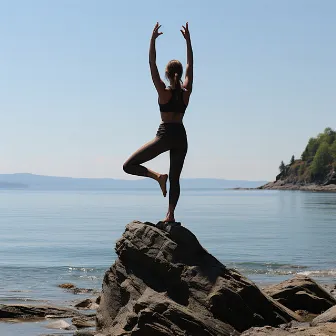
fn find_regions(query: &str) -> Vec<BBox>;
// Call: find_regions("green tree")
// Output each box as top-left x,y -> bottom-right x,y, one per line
330,140 -> 336,160
322,127 -> 336,144
290,155 -> 295,165
279,161 -> 286,173
311,142 -> 333,179
301,137 -> 319,161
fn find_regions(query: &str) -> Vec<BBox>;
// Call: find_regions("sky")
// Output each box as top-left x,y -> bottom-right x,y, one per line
1,0 -> 336,181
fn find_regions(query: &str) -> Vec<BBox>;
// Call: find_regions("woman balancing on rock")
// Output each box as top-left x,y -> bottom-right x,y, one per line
123,22 -> 193,223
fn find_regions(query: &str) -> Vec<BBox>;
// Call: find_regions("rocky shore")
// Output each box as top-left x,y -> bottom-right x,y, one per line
258,181 -> 336,192
1,221 -> 336,335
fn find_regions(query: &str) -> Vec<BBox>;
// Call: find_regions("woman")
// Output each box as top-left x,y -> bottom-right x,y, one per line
123,22 -> 193,223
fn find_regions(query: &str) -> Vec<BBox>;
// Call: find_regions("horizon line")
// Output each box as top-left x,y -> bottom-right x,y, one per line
0,172 -> 268,182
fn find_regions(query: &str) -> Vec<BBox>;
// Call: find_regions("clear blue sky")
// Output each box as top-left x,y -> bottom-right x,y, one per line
1,0 -> 335,181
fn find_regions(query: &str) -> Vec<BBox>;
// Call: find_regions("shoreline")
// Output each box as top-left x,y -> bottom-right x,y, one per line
232,182 -> 336,192
1,274 -> 335,333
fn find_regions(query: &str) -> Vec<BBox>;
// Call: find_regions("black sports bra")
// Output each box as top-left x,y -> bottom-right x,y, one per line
159,87 -> 187,113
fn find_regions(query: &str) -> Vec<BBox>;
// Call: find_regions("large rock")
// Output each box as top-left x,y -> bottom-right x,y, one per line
97,221 -> 299,335
312,305 -> 336,326
264,275 -> 336,314
0,304 -> 80,319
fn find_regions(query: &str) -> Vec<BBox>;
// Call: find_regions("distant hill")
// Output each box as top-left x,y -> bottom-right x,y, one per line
0,181 -> 28,189
0,173 -> 267,190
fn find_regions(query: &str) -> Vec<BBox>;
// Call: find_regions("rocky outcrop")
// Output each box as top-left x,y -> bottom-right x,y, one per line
264,275 -> 336,314
324,170 -> 336,185
97,221 -> 299,335
312,305 -> 336,326
0,304 -> 81,319
259,181 -> 336,191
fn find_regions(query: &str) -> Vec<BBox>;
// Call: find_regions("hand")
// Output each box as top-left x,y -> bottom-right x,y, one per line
180,22 -> 190,41
151,22 -> 163,40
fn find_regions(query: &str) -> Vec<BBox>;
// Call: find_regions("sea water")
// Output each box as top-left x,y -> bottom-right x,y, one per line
0,189 -> 336,334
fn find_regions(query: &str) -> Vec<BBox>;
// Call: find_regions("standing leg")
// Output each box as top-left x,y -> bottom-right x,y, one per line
164,147 -> 187,222
123,137 -> 169,196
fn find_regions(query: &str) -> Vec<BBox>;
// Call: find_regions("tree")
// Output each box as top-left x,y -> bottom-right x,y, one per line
301,137 -> 319,161
279,161 -> 286,173
330,140 -> 336,160
290,155 -> 295,165
311,142 -> 333,179
322,127 -> 336,144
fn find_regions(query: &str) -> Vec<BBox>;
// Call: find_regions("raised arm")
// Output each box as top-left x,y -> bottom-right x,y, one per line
181,22 -> 193,91
149,22 -> 166,94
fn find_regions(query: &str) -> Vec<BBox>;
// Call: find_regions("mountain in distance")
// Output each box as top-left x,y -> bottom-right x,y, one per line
0,181 -> 28,189
0,173 -> 267,190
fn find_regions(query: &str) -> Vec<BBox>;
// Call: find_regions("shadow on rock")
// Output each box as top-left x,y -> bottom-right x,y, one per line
97,221 -> 300,336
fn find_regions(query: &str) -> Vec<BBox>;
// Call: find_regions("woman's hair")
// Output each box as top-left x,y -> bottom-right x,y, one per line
165,60 -> 183,90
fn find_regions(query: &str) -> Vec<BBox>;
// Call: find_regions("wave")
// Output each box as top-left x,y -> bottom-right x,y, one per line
298,270 -> 336,277
1,264 -> 335,279
227,262 -> 335,277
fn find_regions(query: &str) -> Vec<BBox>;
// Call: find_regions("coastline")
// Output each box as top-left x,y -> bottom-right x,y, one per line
232,182 -> 336,192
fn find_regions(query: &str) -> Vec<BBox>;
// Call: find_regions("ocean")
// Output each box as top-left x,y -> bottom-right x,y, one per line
1,189 -> 336,335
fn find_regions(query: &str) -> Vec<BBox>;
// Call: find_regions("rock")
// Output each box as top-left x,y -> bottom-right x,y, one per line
264,275 -> 336,314
241,326 -> 290,335
242,323 -> 336,335
322,284 -> 336,300
60,284 -> 99,295
75,298 -> 99,310
97,221 -> 299,335
45,319 -> 73,329
58,283 -> 76,289
324,170 -> 336,185
312,305 -> 336,326
72,315 -> 96,328
72,288 -> 99,295
0,304 -> 81,319
111,287 -> 238,336
75,331 -> 100,336
294,310 -> 318,322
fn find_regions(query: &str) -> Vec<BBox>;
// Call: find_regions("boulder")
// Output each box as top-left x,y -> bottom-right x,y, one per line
72,315 -> 96,328
0,304 -> 80,319
97,221 -> 299,335
58,283 -> 76,289
264,275 -> 336,314
312,305 -> 336,326
75,298 -> 99,310
44,319 -> 73,330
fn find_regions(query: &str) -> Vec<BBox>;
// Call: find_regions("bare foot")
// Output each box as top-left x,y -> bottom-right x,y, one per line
158,174 -> 168,197
163,216 -> 175,222
163,210 -> 175,222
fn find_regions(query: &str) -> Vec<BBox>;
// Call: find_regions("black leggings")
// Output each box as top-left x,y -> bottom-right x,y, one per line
123,123 -> 188,208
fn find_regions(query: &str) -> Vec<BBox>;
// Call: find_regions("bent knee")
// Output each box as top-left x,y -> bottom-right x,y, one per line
123,162 -> 131,174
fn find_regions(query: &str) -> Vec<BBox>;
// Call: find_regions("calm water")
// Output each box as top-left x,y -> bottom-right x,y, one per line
1,189 -> 336,334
